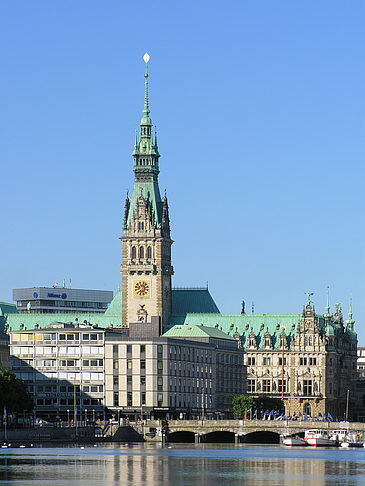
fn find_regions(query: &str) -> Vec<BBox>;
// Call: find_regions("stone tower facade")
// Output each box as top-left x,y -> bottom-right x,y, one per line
120,61 -> 173,328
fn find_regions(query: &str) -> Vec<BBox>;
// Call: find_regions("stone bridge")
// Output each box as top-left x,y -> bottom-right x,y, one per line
141,419 -> 365,443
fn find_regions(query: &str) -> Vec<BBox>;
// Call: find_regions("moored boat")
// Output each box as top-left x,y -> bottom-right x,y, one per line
340,431 -> 364,448
304,429 -> 337,447
282,435 -> 307,446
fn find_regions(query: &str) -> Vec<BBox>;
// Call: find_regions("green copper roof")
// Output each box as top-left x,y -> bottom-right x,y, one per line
163,323 -> 235,340
104,289 -> 122,315
166,311 -> 357,348
171,288 -> 220,316
0,301 -> 18,332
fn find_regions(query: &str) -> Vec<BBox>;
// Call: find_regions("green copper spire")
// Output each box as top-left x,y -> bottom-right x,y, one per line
324,286 -> 331,317
346,295 -> 355,331
125,53 -> 163,229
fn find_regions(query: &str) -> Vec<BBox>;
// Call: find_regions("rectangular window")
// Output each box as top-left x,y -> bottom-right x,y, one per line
157,360 -> 163,370
114,392 -> 119,407
247,357 -> 256,366
140,345 -> 145,353
127,376 -> 132,384
82,334 -> 89,341
90,386 -> 98,393
247,379 -> 256,393
278,380 -> 287,393
303,380 -> 312,396
309,357 -> 317,366
300,357 -> 307,366
263,357 -> 271,366
278,357 -> 287,366
140,360 -> 146,370
113,376 -> 119,385
113,345 -> 118,354
140,376 -> 146,385
141,392 -> 146,405
127,345 -> 132,353
127,392 -> 132,406
262,379 -> 271,392
114,361 -> 119,370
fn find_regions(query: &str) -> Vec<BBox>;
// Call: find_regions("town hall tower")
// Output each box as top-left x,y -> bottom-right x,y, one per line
120,55 -> 173,328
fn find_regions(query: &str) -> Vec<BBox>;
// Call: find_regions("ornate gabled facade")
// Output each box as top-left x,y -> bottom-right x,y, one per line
168,295 -> 357,418
120,60 -> 174,328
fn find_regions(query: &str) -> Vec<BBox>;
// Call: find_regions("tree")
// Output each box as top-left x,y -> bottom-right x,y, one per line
0,368 -> 34,414
232,394 -> 284,419
253,395 -> 284,413
232,395 -> 254,419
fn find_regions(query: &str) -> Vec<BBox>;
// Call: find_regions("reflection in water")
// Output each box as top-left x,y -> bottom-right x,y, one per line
0,444 -> 365,486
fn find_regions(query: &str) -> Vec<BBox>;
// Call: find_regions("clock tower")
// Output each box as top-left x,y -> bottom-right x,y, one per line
120,54 -> 174,328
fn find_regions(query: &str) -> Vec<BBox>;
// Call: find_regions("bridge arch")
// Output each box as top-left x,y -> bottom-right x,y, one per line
168,430 -> 195,443
244,430 -> 280,444
201,431 -> 235,443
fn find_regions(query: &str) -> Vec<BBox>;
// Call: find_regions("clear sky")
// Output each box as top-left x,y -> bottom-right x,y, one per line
1,1 -> 364,339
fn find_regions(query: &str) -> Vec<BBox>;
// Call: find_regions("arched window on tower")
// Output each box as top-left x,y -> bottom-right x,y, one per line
139,246 -> 144,259
147,246 -> 152,259
131,247 -> 136,259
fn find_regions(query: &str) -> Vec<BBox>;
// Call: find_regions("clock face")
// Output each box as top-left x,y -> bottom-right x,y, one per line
134,280 -> 150,297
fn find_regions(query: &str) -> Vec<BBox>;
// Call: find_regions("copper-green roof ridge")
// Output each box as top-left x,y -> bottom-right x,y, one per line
166,312 -> 356,348
163,324 -> 235,340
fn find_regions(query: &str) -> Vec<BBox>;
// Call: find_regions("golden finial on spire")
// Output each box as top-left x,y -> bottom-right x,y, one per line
143,52 -> 150,78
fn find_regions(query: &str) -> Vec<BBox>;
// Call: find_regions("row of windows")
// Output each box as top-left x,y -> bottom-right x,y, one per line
247,379 -> 316,395
36,398 -> 100,406
131,246 -> 152,259
247,356 -> 317,366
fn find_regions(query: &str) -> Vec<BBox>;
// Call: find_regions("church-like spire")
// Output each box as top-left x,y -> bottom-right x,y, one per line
125,53 -> 162,230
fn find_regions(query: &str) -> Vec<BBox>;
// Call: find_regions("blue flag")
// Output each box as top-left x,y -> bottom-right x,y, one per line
327,412 -> 333,422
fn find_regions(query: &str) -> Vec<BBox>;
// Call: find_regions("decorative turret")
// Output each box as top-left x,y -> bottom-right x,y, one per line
123,190 -> 130,229
346,297 -> 355,332
161,190 -> 171,238
324,287 -> 332,319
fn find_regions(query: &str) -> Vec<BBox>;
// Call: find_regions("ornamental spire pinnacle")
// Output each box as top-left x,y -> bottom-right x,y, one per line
324,286 -> 331,317
141,52 -> 151,127
346,295 -> 355,330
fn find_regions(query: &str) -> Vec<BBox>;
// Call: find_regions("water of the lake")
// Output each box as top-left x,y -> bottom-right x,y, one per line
1,443 -> 365,486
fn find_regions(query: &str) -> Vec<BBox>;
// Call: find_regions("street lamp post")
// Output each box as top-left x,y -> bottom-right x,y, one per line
85,409 -> 88,425
67,409 -> 70,425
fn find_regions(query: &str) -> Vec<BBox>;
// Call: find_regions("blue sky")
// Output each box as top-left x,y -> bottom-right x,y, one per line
1,1 -> 364,339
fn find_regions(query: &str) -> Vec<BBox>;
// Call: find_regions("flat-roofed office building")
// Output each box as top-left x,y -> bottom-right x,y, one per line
13,286 -> 113,314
